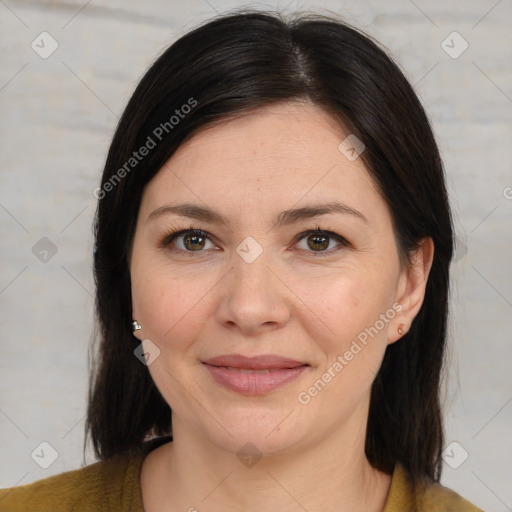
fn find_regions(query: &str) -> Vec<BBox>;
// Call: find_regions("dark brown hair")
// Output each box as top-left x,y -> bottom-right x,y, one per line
85,9 -> 453,487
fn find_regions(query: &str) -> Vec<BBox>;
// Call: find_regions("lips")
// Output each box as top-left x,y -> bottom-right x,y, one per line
203,354 -> 307,370
202,354 -> 309,395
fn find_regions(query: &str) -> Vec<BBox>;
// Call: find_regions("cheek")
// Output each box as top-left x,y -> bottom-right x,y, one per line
295,276 -> 393,412
131,260 -> 216,349
306,271 -> 393,369
131,264 -> 215,409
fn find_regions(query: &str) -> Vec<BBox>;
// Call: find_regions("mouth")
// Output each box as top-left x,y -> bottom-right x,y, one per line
202,354 -> 310,395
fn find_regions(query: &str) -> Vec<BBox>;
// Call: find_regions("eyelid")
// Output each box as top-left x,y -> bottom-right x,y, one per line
158,225 -> 349,255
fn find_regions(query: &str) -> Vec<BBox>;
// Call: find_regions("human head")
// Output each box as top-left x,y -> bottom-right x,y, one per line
86,9 -> 453,487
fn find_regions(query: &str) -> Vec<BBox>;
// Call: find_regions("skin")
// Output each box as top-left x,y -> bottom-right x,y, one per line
129,100 -> 434,512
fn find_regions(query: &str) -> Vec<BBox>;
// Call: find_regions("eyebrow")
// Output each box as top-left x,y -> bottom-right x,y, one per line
147,201 -> 368,228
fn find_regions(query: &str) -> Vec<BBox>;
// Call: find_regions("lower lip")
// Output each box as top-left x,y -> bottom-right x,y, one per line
203,364 -> 309,395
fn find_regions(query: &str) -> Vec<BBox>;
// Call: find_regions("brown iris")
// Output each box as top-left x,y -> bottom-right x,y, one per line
307,233 -> 329,251
183,232 -> 207,251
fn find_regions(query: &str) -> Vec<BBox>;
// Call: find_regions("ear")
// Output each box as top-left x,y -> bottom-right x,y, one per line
388,237 -> 434,344
131,299 -> 142,341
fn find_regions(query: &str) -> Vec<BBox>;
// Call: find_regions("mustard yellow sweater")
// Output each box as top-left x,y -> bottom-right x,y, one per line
0,437 -> 484,511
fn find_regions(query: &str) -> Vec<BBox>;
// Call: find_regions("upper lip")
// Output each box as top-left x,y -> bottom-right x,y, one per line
202,354 -> 308,370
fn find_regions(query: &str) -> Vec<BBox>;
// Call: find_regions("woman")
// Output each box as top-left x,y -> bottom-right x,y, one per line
0,9 -> 483,512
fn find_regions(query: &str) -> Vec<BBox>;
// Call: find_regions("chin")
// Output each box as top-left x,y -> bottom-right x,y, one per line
200,406 -> 308,457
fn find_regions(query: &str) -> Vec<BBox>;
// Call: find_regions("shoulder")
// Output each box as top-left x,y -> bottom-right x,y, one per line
0,449 -> 142,512
385,463 -> 484,512
416,480 -> 484,512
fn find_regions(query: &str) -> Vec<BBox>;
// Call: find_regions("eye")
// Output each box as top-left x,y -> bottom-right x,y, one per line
293,227 -> 348,256
159,227 -> 215,254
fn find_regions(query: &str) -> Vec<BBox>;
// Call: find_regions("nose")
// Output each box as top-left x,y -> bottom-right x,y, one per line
215,248 -> 291,335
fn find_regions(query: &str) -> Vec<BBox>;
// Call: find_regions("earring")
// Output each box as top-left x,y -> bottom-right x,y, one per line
132,320 -> 142,332
397,325 -> 404,335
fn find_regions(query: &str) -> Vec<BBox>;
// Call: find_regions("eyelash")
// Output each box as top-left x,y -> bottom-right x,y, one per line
158,224 -> 349,257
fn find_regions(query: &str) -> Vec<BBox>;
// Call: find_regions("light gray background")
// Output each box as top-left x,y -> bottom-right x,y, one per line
1,1 -> 511,510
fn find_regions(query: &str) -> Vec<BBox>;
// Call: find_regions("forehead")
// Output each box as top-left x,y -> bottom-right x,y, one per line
167,101 -> 359,173
140,101 -> 387,226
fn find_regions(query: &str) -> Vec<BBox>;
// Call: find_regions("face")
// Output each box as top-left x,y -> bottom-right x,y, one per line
129,101 -> 428,457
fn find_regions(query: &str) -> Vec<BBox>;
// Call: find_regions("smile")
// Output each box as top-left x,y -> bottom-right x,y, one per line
202,354 -> 310,395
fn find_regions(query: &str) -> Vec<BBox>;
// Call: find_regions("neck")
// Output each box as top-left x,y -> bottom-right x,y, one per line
143,399 -> 392,512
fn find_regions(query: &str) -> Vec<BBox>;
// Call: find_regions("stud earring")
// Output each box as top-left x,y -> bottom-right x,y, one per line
397,326 -> 404,335
132,320 -> 142,332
